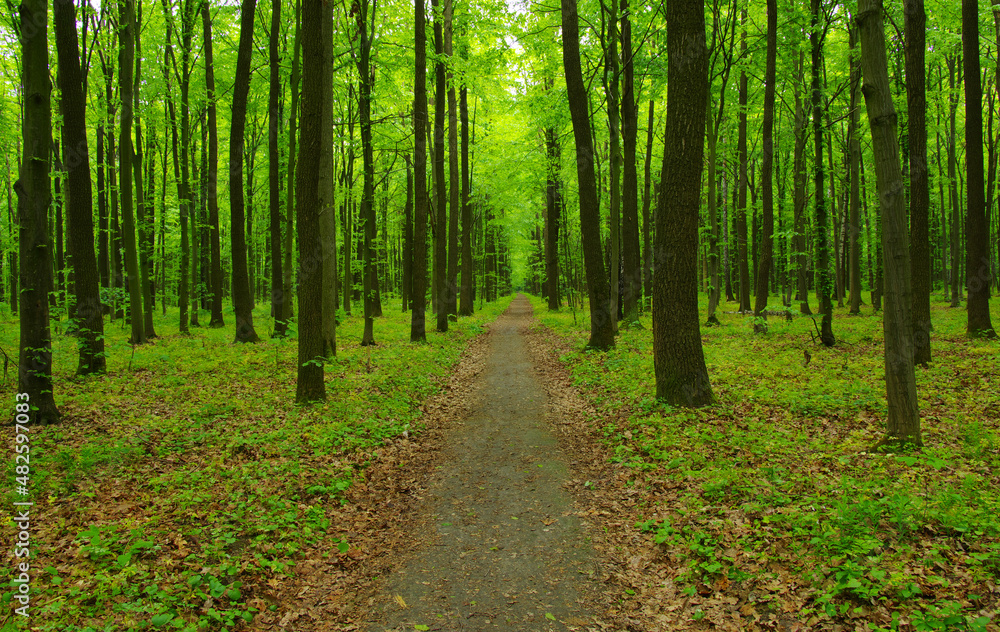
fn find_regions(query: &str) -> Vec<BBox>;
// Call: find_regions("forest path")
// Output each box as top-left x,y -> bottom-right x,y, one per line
362,294 -> 610,631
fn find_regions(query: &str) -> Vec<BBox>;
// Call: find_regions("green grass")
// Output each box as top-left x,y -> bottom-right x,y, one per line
530,292 -> 999,631
0,294 -> 513,631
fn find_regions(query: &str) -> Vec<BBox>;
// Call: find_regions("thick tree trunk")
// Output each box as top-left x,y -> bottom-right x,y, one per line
606,0 -> 621,327
268,0 -> 286,336
753,0 -> 777,332
812,0 -> 835,346
857,0 -> 921,447
203,2 -> 225,327
904,0 -> 932,358
230,0 -> 260,343
17,0 -> 60,423
963,0 -> 997,337
561,0 -> 615,350
621,0 -> 641,326
653,0 -> 713,406
55,0 -> 106,375
295,0 -> 325,403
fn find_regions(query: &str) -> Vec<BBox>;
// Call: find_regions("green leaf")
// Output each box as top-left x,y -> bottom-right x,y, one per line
414,626 -> 430,631
545,612 -> 556,621
151,613 -> 173,627
337,539 -> 350,554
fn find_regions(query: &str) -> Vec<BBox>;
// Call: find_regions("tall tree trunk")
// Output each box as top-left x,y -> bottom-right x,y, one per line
55,0 -> 106,374
320,1 -> 337,354
412,0 -> 428,342
295,0 -> 325,402
403,154 -> 413,311
642,100 -> 654,310
964,0 -> 997,337
947,56 -> 961,307
203,2 -> 225,327
605,0 -> 621,327
654,0 -> 713,406
905,0 -> 932,358
753,0 -> 777,332
230,0 -> 260,343
445,0 -> 460,321
459,81 -> 474,316
432,0 -> 447,331
358,0 -> 377,345
848,26 -> 863,315
97,123 -> 110,291
132,8 -> 156,339
120,0 -> 145,344
812,0 -> 835,346
545,124 -> 562,311
284,0 -> 301,323
268,0 -> 286,336
17,0 -> 60,422
793,51 -> 812,315
621,0 -> 641,326
561,0 -> 615,350
857,0 -> 921,447
736,9 -> 751,313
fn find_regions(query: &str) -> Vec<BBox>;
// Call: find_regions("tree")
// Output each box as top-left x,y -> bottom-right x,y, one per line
459,72 -> 474,316
620,0 -> 641,326
653,0 -> 713,406
16,0 -> 60,423
119,0 -> 145,345
411,0 -> 429,343
561,0 -> 615,350
54,0 -> 106,374
544,124 -> 562,311
736,9 -> 750,314
268,0 -> 286,337
433,0 -> 448,332
357,0 -> 377,345
848,25 -> 863,316
320,0 -> 336,354
904,0 -> 931,359
229,0 -> 260,343
752,0 -> 777,333
296,0 -> 325,403
963,0 -> 996,338
445,0 -> 460,322
857,0 -> 921,447
811,0 -> 834,346
203,1 -> 224,328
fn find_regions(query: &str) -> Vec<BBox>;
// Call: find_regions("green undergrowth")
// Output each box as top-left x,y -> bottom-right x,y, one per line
529,294 -> 999,631
0,294 -> 513,631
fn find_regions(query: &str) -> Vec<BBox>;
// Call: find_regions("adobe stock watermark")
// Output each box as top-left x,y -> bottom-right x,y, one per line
11,392 -> 33,618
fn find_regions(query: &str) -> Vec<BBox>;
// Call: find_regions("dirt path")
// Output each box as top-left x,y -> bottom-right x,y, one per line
362,295 -> 611,631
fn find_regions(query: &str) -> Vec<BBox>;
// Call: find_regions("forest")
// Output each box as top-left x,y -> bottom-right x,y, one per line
0,0 -> 999,629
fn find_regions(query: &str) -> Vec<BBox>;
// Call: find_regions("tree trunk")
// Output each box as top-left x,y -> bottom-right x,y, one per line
459,81 -> 474,316
561,0 -> 615,350
621,0 -> 641,326
132,8 -> 156,339
904,0 -> 932,358
17,0 -> 60,423
320,1 -> 337,354
295,0 -> 325,403
432,0 -> 448,332
792,51 -> 812,315
412,0 -> 428,343
55,0 -> 106,374
857,0 -> 921,447
119,0 -> 145,345
642,100 -> 654,310
812,0 -> 834,346
403,154 -> 413,311
605,0 -> 621,328
284,0 -> 301,323
947,56 -> 961,308
736,10 -> 751,313
545,124 -> 562,311
653,0 -> 713,406
358,0 -> 377,345
203,2 -> 225,327
230,0 -> 260,343
848,26 -> 863,316
753,0 -> 777,332
268,0 -> 286,336
445,0 -> 460,322
963,0 -> 997,337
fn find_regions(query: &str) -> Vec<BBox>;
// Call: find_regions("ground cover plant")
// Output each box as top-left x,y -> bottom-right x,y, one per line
0,295 -> 513,631
528,294 -> 999,632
